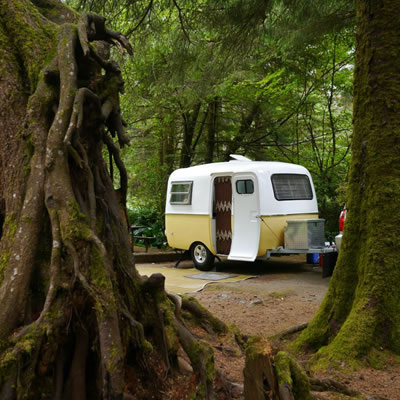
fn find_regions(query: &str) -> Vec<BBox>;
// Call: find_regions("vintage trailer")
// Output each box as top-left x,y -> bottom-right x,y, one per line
165,155 -> 330,270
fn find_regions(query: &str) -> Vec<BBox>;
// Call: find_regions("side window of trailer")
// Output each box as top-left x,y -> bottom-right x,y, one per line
170,181 -> 193,204
271,174 -> 313,201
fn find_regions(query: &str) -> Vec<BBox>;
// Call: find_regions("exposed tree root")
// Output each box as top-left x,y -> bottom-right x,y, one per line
277,323 -> 309,339
181,295 -> 229,335
0,4 -> 233,398
309,377 -> 360,397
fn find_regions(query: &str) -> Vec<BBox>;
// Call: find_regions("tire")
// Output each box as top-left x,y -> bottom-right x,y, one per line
191,242 -> 215,271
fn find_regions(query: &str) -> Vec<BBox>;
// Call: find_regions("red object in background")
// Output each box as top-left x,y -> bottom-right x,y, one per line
339,208 -> 347,232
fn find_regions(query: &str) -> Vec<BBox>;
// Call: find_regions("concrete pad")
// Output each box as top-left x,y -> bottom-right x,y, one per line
136,264 -> 254,294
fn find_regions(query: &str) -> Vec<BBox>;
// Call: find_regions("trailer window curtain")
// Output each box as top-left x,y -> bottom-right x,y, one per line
170,181 -> 193,204
271,174 -> 313,201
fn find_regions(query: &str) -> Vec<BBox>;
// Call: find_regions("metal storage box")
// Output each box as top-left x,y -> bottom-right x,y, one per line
284,219 -> 325,250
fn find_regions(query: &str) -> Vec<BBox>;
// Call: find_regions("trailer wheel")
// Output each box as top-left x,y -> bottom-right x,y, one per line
191,242 -> 215,271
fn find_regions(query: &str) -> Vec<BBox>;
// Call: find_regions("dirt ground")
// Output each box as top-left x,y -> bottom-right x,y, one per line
168,255 -> 400,400
191,256 -> 328,338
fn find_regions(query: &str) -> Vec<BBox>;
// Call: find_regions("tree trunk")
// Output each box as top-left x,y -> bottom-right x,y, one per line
205,99 -> 219,164
223,103 -> 260,160
180,102 -> 201,168
294,0 -> 400,367
0,2 -> 226,398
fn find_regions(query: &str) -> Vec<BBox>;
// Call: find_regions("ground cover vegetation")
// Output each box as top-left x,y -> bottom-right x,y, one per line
1,0 -> 399,398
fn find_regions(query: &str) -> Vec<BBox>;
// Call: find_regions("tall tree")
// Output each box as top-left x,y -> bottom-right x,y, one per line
0,1 -> 228,398
295,0 -> 400,367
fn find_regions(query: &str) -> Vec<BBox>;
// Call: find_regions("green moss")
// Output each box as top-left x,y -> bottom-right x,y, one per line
34,0 -> 78,25
190,384 -> 206,400
186,339 -> 215,381
0,251 -> 11,285
0,0 -> 58,91
275,351 -> 292,386
22,134 -> 35,177
3,214 -> 17,240
158,297 -> 180,353
141,339 -> 153,353
244,336 -> 264,361
88,246 -> 110,290
186,339 -> 216,400
366,348 -> 392,370
0,27 -> 19,87
0,357 -> 16,388
0,214 -> 18,284
0,326 -> 41,380
269,289 -> 296,299
106,340 -> 123,373
181,296 -> 228,334
61,201 -> 91,242
298,293 -> 383,372
275,351 -> 311,400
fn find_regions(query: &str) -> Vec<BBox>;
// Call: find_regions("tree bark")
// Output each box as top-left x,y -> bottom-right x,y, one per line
179,102 -> 202,168
205,98 -> 219,164
294,0 -> 400,367
0,2 -> 226,398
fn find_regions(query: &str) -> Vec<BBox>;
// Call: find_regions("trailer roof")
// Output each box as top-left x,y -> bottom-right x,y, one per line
166,159 -> 318,216
169,160 -> 309,179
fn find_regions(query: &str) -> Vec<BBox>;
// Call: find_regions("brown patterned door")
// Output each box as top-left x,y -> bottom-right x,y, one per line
214,176 -> 232,255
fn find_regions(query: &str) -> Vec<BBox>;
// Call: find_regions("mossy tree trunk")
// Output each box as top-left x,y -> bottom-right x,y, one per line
0,1 -> 226,398
295,0 -> 400,368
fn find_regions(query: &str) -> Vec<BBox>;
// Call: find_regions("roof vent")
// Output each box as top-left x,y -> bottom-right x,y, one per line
229,154 -> 252,162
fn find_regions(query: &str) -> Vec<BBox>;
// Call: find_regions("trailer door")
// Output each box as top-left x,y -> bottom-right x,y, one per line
228,174 -> 260,261
214,176 -> 232,255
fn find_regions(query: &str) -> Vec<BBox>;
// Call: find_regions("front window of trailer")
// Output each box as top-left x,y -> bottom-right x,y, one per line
170,181 -> 193,204
271,174 -> 313,201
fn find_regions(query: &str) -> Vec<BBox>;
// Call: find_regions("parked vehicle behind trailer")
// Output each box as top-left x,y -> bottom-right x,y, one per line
335,205 -> 347,252
165,155 -> 335,271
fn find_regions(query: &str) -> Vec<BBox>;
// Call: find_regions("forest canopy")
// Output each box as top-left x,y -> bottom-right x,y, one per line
64,0 -> 354,235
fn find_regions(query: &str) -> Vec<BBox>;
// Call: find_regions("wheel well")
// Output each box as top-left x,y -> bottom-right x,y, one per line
190,241 -> 201,251
190,241 -> 217,256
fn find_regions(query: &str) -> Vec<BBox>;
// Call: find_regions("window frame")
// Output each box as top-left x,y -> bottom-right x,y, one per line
271,173 -> 313,201
169,181 -> 193,205
236,179 -> 255,195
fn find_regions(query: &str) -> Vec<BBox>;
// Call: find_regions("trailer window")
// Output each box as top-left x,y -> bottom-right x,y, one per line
236,180 -> 254,194
271,174 -> 313,201
170,181 -> 193,204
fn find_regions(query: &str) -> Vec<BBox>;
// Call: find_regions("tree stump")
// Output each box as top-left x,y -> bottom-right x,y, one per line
243,338 -> 279,400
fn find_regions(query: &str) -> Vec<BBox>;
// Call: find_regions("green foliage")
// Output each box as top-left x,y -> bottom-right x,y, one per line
127,206 -> 166,249
70,0 -> 354,234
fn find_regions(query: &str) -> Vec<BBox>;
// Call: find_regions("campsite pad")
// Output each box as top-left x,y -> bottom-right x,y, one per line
136,265 -> 254,294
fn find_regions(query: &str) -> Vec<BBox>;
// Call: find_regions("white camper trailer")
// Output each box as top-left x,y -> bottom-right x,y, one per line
165,155 -> 331,271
